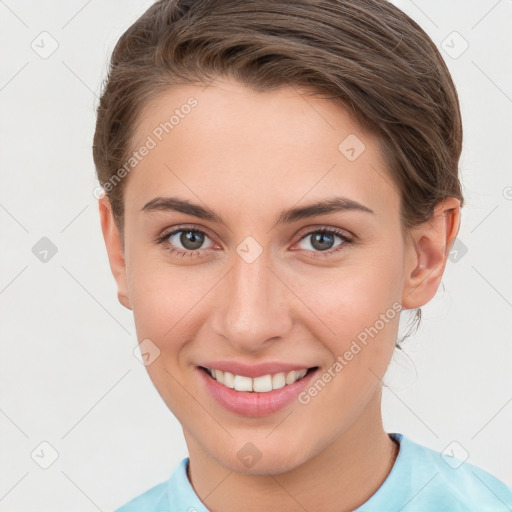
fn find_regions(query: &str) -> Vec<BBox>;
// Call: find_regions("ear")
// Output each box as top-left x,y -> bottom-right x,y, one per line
98,196 -> 132,310
402,197 -> 461,309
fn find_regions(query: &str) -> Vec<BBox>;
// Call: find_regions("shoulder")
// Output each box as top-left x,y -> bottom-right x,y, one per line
113,478 -> 169,512
113,457 -> 210,512
409,436 -> 512,510
358,433 -> 512,512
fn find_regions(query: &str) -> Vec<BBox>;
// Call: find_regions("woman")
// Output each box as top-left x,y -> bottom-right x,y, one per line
93,0 -> 512,510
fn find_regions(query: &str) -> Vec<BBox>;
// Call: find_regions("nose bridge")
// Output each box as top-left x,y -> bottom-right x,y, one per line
215,246 -> 292,351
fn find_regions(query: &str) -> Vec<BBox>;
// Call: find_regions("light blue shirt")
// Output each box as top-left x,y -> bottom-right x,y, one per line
114,433 -> 512,511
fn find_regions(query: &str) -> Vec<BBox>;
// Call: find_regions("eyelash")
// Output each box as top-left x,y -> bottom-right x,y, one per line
155,225 -> 354,259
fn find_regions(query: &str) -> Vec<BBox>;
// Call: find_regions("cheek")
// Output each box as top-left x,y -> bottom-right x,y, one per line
294,251 -> 403,380
302,258 -> 401,336
127,259 -> 203,342
126,262 -> 207,413
294,264 -> 402,428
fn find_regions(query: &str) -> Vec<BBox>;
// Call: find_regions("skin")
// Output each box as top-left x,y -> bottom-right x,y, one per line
99,78 -> 460,511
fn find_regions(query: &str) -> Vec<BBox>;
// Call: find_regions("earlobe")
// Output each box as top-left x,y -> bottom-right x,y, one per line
402,198 -> 461,310
98,197 -> 132,311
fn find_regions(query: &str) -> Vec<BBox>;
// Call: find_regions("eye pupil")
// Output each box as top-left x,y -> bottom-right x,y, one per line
311,232 -> 334,251
181,230 -> 204,250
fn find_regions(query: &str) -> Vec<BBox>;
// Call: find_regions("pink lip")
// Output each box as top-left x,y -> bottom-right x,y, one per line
197,365 -> 319,417
199,360 -> 314,378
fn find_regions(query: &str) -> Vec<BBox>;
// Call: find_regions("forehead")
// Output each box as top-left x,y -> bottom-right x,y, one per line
125,79 -> 399,220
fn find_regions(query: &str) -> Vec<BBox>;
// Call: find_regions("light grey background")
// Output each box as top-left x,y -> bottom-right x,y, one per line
0,0 -> 511,510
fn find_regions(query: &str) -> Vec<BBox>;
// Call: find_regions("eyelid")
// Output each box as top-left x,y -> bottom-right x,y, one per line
155,223 -> 218,244
295,224 -> 354,241
291,226 -> 354,258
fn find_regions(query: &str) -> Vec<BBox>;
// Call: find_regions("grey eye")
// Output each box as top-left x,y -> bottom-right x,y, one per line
298,231 -> 343,252
169,230 -> 210,251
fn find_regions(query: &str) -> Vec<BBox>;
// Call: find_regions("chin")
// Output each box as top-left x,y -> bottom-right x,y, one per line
215,440 -> 314,476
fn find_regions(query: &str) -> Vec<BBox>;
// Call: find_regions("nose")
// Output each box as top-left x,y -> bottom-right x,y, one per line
211,247 -> 293,353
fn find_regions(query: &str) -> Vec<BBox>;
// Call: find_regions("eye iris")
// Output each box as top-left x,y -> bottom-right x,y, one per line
311,232 -> 334,251
181,230 -> 204,250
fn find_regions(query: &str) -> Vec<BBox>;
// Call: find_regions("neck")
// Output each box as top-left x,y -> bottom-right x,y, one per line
185,387 -> 399,512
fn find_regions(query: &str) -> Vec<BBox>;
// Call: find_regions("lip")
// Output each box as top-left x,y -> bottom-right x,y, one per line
197,365 -> 319,417
199,360 -> 314,378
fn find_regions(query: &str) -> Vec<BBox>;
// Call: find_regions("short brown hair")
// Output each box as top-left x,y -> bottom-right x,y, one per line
92,0 -> 465,341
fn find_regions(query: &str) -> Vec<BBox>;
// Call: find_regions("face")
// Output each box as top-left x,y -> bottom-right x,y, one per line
99,78 -> 457,475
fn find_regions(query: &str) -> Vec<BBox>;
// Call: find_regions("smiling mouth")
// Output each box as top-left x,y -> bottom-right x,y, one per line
199,366 -> 318,393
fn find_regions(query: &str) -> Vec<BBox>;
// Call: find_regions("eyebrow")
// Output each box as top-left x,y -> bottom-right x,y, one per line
140,195 -> 374,226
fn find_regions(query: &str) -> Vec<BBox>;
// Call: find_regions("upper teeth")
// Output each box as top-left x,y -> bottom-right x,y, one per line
207,368 -> 308,392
